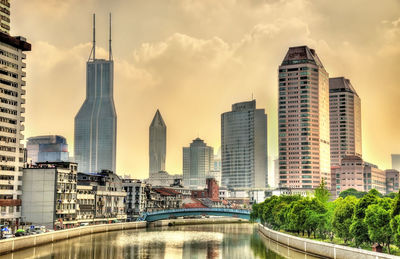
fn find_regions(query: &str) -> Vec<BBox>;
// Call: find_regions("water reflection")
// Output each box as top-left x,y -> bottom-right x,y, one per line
0,223 -> 319,259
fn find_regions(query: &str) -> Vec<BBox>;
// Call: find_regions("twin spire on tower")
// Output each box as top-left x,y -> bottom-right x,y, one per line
89,13 -> 113,61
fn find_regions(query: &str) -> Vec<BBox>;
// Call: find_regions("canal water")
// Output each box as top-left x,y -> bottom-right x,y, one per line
1,223 -> 321,259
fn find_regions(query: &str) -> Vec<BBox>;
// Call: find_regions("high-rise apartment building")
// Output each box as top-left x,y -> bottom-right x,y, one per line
149,109 -> 166,177
74,14 -> 117,173
0,0 -> 10,34
0,1 -> 31,228
392,154 -> 400,171
26,135 -> 69,164
221,100 -> 268,188
329,77 -> 362,166
278,46 -> 330,190
183,138 -> 213,189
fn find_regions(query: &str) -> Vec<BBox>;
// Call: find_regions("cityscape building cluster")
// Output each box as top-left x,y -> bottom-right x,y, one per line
0,0 -> 399,234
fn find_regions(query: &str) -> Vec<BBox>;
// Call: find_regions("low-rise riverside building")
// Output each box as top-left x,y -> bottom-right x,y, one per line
77,170 -> 127,224
122,178 -> 147,221
22,162 -> 78,230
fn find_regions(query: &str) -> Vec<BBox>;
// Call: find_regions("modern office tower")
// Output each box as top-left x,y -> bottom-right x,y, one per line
0,8 -> 31,228
392,154 -> 400,171
331,156 -> 386,197
26,135 -> 69,164
183,138 -> 214,189
149,109 -> 166,177
74,14 -> 117,173
386,169 -> 400,194
221,100 -> 268,188
329,77 -> 362,166
0,0 -> 10,34
278,46 -> 331,191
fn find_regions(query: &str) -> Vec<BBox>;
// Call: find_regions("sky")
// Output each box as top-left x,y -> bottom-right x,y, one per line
11,0 -> 400,184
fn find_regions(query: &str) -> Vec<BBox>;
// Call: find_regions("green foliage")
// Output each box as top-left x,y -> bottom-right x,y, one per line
314,179 -> 330,204
365,198 -> 393,252
333,196 -> 357,243
350,189 -> 380,246
339,188 -> 367,199
251,188 -> 400,254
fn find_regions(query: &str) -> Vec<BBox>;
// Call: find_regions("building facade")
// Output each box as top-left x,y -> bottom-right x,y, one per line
386,169 -> 400,194
149,109 -> 166,177
329,77 -> 362,166
278,46 -> 331,190
74,15 -> 117,173
22,162 -> 78,230
221,100 -> 268,188
122,179 -> 147,221
0,0 -> 10,34
392,154 -> 400,171
331,156 -> 386,197
0,7 -> 31,228
183,138 -> 213,189
26,135 -> 69,164
77,170 -> 127,223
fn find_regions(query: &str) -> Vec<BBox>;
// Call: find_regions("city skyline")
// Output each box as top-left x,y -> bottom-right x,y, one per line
13,0 -> 400,179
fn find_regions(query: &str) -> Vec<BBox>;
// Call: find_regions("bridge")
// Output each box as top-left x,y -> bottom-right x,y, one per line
137,208 -> 251,222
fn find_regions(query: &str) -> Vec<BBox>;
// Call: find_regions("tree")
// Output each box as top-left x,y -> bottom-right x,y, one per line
339,188 -> 367,199
315,179 -> 330,204
391,191 -> 400,246
333,196 -> 357,243
350,189 -> 380,246
365,198 -> 393,253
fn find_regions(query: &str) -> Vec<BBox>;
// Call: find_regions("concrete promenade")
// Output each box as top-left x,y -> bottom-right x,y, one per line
0,217 -> 246,255
258,224 -> 400,259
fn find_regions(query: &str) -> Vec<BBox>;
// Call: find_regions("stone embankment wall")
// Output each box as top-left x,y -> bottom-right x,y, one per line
258,224 -> 400,259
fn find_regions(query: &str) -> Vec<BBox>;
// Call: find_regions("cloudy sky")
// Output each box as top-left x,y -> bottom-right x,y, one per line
11,0 -> 400,183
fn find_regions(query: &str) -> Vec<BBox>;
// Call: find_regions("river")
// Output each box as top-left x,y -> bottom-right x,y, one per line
1,223 -> 321,259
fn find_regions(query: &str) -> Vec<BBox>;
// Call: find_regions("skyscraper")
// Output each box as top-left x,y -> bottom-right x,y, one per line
329,77 -> 362,166
149,109 -> 166,177
0,0 -> 31,227
26,135 -> 69,164
392,154 -> 400,171
221,100 -> 268,188
183,138 -> 214,189
74,14 -> 117,173
278,46 -> 330,191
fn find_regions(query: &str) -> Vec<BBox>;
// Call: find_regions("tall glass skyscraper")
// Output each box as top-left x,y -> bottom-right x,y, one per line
221,100 -> 268,188
278,46 -> 330,191
74,14 -> 117,173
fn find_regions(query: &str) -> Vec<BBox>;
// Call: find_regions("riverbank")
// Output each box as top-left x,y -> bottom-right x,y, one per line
0,217 -> 247,255
258,224 -> 400,259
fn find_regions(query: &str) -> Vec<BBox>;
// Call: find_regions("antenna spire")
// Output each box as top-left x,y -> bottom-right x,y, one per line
89,14 -> 96,61
109,13 -> 113,61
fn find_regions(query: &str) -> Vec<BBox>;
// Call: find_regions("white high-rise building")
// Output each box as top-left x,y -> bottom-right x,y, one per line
183,138 -> 213,189
221,100 -> 268,188
0,0 -> 31,228
329,77 -> 362,166
278,46 -> 330,190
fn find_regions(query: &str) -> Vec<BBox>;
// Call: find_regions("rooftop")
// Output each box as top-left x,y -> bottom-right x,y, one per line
281,45 -> 323,67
